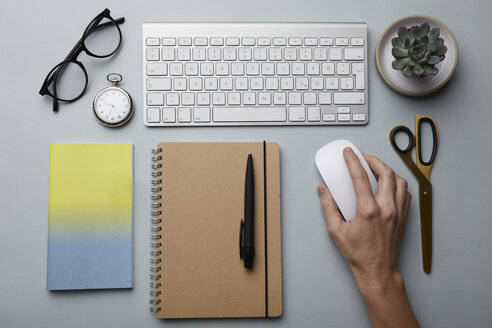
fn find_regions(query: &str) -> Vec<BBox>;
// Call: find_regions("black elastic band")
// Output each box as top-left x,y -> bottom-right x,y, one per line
263,141 -> 269,317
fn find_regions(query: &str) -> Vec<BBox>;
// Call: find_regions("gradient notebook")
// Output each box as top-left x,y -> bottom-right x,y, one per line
47,143 -> 133,290
150,142 -> 282,318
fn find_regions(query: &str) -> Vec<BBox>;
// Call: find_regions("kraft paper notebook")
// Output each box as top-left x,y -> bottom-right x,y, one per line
47,143 -> 133,290
150,142 -> 282,318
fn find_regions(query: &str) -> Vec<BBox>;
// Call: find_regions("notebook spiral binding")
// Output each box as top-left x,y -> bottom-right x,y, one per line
150,148 -> 163,313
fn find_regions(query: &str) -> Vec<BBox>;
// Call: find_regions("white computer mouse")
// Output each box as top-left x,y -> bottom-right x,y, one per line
315,140 -> 378,221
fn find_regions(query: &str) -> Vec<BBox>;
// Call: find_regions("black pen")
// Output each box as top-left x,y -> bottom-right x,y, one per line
241,153 -> 255,268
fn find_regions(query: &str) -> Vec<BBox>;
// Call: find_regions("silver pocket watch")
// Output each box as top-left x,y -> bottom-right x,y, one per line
93,73 -> 133,127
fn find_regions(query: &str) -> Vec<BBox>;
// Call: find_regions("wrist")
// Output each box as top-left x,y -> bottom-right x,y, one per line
352,268 -> 405,297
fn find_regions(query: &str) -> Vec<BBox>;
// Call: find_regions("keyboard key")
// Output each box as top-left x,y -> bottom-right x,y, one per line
212,92 -> 226,105
280,77 -> 294,90
333,92 -> 365,105
185,62 -> 199,76
258,92 -> 271,105
322,113 -> 336,122
194,107 -> 210,122
353,113 -> 366,121
213,107 -> 287,122
307,62 -> 320,75
177,48 -> 191,61
253,48 -> 267,61
246,63 -> 260,75
303,92 -> 316,105
250,77 -> 264,90
269,48 -> 282,61
289,107 -> 306,121
351,37 -> 364,46
292,63 -> 305,75
147,93 -> 164,106
147,77 -> 171,91
314,48 -> 327,61
166,93 -> 179,106
337,113 -> 351,121
311,77 -> 324,90
235,77 -> 248,90
147,63 -> 167,76
299,48 -> 312,61
273,92 -> 287,105
146,37 -> 160,46
231,62 -> 244,75
335,37 -> 349,46
210,37 -> 224,46
162,37 -> 176,46
265,77 -> 279,90
194,37 -> 208,46
338,106 -> 350,113
341,77 -> 354,90
344,48 -> 364,61
204,77 -> 218,90
162,107 -> 176,122
228,92 -> 241,105
197,92 -> 210,105
147,107 -> 160,123
262,63 -> 275,75
220,77 -> 233,90
284,48 -> 297,61
320,37 -> 333,46
208,48 -> 221,61
329,48 -> 342,61
288,92 -> 302,105
321,63 -> 335,75
192,48 -> 206,61
296,77 -> 309,90
201,63 -> 214,76
189,77 -> 203,91
216,62 -> 229,76
352,63 -> 365,90
242,37 -> 255,46
288,37 -> 302,46
169,63 -> 183,76
224,48 -> 237,61
178,37 -> 192,46
304,37 -> 318,46
178,107 -> 191,122
273,37 -> 287,46
257,37 -> 271,46
307,106 -> 321,121
146,48 -> 159,61
318,92 -> 332,105
238,48 -> 252,61
243,92 -> 256,105
226,37 -> 240,46
182,92 -> 195,106
277,63 -> 290,75
326,77 -> 339,90
161,48 -> 175,61
337,62 -> 350,75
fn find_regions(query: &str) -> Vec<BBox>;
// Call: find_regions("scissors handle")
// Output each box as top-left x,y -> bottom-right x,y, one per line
415,115 -> 438,167
390,125 -> 416,154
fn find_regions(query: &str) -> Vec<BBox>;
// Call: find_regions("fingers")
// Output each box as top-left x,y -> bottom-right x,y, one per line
317,184 -> 343,234
363,154 -> 396,198
395,175 -> 409,218
343,148 -> 375,205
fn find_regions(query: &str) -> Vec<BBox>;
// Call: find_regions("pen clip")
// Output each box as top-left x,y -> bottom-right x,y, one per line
239,219 -> 244,259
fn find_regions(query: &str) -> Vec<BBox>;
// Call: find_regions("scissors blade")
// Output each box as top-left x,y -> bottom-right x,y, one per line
418,178 -> 433,274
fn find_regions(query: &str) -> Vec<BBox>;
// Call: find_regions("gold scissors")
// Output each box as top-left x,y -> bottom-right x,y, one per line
389,115 -> 438,274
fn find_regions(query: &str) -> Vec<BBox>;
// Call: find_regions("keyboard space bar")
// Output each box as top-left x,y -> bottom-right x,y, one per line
213,107 -> 287,122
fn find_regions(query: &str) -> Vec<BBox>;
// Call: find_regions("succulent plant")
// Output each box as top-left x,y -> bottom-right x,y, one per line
391,22 -> 447,78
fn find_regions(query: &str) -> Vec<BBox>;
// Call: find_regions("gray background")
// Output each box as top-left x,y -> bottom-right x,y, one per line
1,0 -> 491,327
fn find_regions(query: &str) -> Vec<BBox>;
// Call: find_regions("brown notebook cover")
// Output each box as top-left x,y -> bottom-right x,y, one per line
150,142 -> 282,319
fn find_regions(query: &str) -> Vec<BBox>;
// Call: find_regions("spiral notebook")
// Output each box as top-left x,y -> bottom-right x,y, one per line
47,144 -> 133,290
150,142 -> 282,318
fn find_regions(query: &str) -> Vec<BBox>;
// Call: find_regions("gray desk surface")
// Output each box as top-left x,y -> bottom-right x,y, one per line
1,0 -> 491,327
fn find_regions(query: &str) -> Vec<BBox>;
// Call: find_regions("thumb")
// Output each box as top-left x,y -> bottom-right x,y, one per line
317,184 -> 344,233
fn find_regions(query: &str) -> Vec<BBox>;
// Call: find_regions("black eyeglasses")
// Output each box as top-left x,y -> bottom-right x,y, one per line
39,8 -> 125,112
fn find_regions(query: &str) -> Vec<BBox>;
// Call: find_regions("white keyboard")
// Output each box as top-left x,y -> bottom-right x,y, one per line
143,22 -> 368,126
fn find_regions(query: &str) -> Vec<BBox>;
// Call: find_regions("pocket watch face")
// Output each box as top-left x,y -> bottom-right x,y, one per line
94,87 -> 133,126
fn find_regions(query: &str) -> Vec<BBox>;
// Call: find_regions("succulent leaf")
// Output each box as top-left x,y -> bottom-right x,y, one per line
403,66 -> 414,77
423,64 -> 438,75
398,27 -> 409,41
426,56 -> 440,65
391,22 -> 447,78
392,47 -> 408,57
428,28 -> 440,41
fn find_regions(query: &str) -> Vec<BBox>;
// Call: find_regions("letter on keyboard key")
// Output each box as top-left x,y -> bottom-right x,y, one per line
333,92 -> 365,104
213,107 -> 287,122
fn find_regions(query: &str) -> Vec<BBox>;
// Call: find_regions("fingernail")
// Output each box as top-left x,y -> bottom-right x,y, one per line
317,185 -> 327,196
344,147 -> 354,154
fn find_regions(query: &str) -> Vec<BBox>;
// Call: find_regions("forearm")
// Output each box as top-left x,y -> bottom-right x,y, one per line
354,271 -> 420,328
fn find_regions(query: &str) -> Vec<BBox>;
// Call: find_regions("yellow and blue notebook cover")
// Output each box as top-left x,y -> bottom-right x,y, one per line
47,144 -> 133,290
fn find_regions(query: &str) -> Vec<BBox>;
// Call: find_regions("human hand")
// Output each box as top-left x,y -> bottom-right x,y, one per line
317,147 -> 412,290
